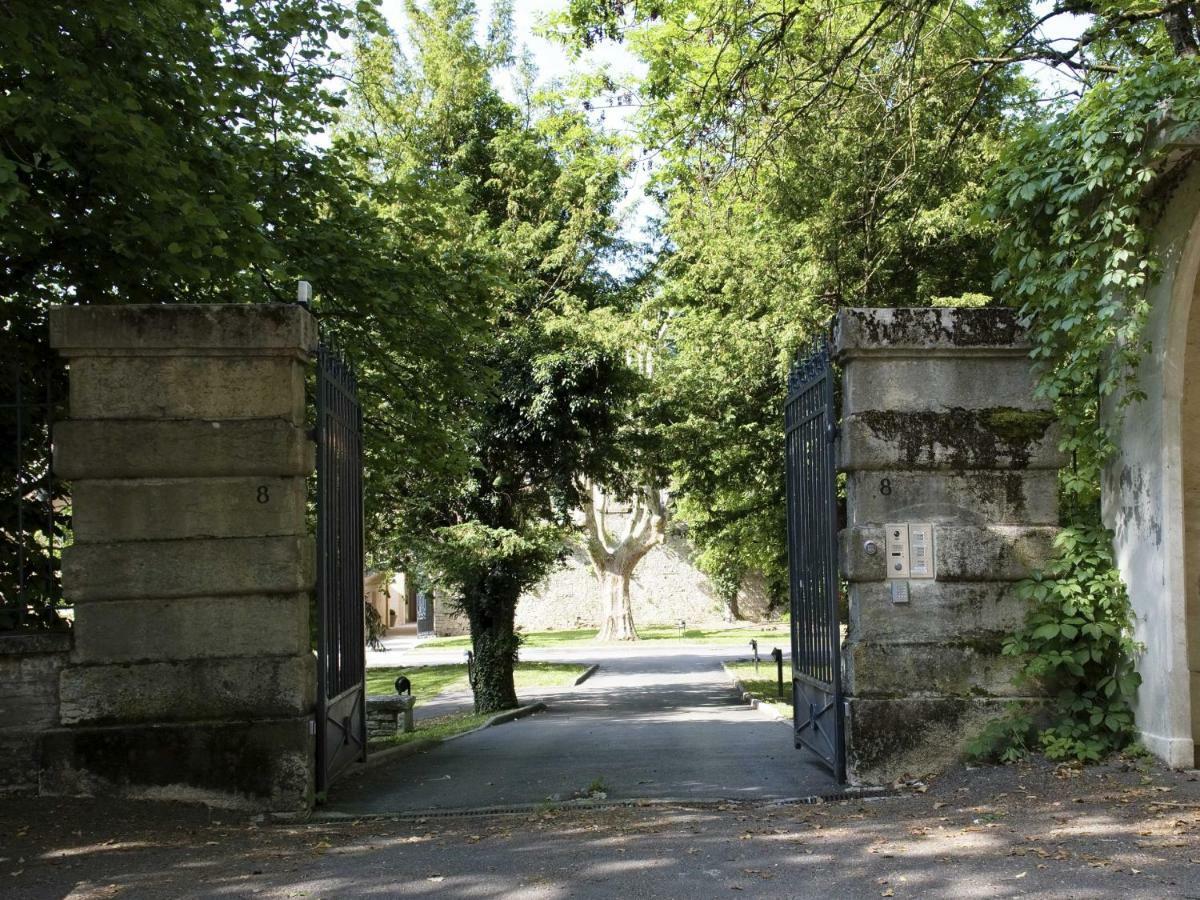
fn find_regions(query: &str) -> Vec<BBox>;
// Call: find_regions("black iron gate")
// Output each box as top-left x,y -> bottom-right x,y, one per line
1,353 -> 68,632
784,339 -> 846,783
315,342 -> 367,793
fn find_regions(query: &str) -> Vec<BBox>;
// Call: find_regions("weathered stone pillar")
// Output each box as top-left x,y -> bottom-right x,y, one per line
837,308 -> 1062,783
45,304 -> 316,811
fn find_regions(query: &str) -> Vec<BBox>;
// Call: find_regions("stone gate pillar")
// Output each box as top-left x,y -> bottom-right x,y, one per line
836,308 -> 1062,783
45,304 -> 316,811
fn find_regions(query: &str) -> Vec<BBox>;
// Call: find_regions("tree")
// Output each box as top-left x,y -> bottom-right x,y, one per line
0,1 -> 494,616
576,314 -> 671,642
344,1 -> 632,712
556,0 -> 1020,602
0,0 -> 367,624
580,481 -> 666,640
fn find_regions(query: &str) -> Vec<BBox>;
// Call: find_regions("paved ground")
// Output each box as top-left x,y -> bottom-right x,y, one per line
3,758 -> 1198,898
9,641 -> 1195,897
332,646 -> 832,814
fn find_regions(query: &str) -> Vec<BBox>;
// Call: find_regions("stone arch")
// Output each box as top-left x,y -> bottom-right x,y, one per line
1168,174 -> 1200,769
1105,156 -> 1200,768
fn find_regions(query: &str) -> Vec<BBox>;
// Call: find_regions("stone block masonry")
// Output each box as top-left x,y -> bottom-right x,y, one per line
0,633 -> 70,794
46,304 -> 317,811
836,308 -> 1062,784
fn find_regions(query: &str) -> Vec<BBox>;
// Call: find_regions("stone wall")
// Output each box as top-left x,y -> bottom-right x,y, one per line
433,591 -> 471,637
0,633 -> 70,794
837,307 -> 1061,784
516,530 -> 773,632
430,527 -> 776,638
45,304 -> 316,811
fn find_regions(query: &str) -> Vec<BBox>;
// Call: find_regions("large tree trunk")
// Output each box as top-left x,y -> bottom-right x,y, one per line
595,563 -> 638,641
465,582 -> 520,714
1163,1 -> 1198,55
582,481 -> 666,642
721,590 -> 742,623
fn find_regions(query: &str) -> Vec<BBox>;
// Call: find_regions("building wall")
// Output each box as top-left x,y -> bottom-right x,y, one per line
1103,157 -> 1200,769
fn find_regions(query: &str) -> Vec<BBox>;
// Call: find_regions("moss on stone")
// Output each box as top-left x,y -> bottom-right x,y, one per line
857,406 -> 1054,471
844,308 -> 1025,349
982,408 -> 1056,445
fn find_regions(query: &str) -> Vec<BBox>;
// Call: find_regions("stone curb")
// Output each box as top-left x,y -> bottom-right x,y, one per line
358,737 -> 440,772
742,690 -> 789,722
721,664 -> 790,724
574,664 -> 600,685
334,702 -> 549,784
465,701 -> 547,732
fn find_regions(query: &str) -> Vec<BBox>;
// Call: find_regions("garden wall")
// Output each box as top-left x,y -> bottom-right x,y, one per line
0,633 -> 70,794
516,530 -> 773,632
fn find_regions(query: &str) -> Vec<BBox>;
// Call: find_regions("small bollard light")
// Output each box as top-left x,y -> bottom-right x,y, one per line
750,638 -> 759,673
771,647 -> 784,699
465,649 -> 477,688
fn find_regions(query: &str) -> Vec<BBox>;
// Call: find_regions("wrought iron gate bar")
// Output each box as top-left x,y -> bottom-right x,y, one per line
785,338 -> 846,783
2,357 -> 64,632
315,341 -> 367,794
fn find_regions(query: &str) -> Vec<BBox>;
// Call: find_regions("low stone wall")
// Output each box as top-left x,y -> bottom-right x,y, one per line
366,695 -> 414,740
837,308 -> 1061,783
431,533 -> 777,638
433,594 -> 471,637
516,532 -> 773,632
0,632 -> 70,794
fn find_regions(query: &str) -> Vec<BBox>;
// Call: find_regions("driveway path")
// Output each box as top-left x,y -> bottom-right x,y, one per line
328,647 -> 835,814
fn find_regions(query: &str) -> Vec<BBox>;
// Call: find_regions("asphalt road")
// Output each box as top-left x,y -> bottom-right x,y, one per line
327,647 -> 836,815
7,759 -> 1200,899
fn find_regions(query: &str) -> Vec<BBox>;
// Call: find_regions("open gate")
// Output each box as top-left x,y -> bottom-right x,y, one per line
785,339 -> 846,783
315,342 -> 366,793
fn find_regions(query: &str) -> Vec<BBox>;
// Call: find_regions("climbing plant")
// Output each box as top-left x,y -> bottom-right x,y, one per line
989,58 -> 1200,514
971,526 -> 1142,763
981,57 -> 1200,762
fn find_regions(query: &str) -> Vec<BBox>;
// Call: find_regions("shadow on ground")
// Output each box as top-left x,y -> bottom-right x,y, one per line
2,759 -> 1198,899
329,651 -> 832,814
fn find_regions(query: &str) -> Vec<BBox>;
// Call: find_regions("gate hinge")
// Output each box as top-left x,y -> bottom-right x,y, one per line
826,423 -> 839,443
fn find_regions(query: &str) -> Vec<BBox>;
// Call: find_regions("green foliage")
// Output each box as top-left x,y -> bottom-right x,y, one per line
0,0 -> 373,625
343,1 -> 632,713
564,0 -> 1021,601
984,56 -> 1200,763
0,0 -> 354,307
988,527 -> 1142,763
988,57 -> 1200,512
967,709 -> 1035,765
0,0 -> 492,597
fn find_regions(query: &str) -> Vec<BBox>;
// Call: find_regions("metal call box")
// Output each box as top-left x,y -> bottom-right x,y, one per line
884,522 -> 935,605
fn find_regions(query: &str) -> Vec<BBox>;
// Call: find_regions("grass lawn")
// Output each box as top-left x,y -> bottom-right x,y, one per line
363,662 -> 584,752
365,661 -> 587,698
367,711 -> 493,752
418,623 -> 790,650
723,659 -> 794,712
